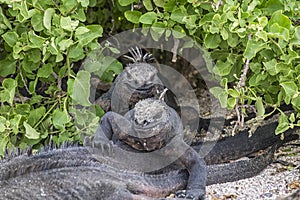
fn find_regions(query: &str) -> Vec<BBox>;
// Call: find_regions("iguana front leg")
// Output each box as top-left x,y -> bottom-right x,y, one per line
86,111 -> 133,153
176,147 -> 207,200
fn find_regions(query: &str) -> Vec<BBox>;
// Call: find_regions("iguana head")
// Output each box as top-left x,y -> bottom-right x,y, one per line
119,98 -> 176,152
121,47 -> 162,94
123,63 -> 160,93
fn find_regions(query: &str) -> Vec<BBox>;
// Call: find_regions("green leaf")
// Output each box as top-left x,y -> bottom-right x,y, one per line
0,116 -> 6,132
58,39 -> 74,51
71,70 -> 91,106
60,0 -> 77,15
262,0 -> 284,14
0,7 -> 12,30
280,81 -> 298,97
275,62 -> 291,74
210,87 -> 228,108
275,112 -> 289,135
75,27 -> 89,35
28,30 -> 46,48
101,60 -> 123,82
10,114 -> 22,134
153,0 -> 164,7
139,12 -> 157,24
118,0 -> 136,6
0,78 -> 17,105
269,10 -> 291,30
143,0 -> 153,10
227,97 -> 236,109
150,22 -> 165,41
213,60 -> 232,76
0,135 -> 9,155
172,25 -> 186,38
291,27 -> 300,45
14,104 -> 31,115
220,28 -> 228,40
77,0 -> 89,7
183,15 -> 197,29
31,13 -> 44,31
24,121 -> 40,139
60,16 -> 72,31
68,44 -> 84,61
289,113 -> 295,123
27,106 -> 46,127
52,109 -> 71,130
67,78 -> 74,96
280,48 -> 299,64
263,59 -> 278,75
255,31 -> 268,42
255,97 -> 265,117
75,25 -> 103,46
228,88 -> 240,98
204,34 -> 221,49
170,8 -> 186,23
124,11 -> 142,24
269,23 -> 289,41
43,8 -> 55,31
37,64 -> 53,78
258,16 -> 268,28
0,58 -> 16,77
243,39 -> 268,60
227,33 -> 239,47
2,31 -> 19,47
87,56 -> 121,81
60,16 -> 79,31
72,7 -> 86,22
291,95 -> 300,111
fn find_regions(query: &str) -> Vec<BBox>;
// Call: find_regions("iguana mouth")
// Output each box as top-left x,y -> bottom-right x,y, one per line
123,82 -> 156,95
119,126 -> 174,152
136,83 -> 155,91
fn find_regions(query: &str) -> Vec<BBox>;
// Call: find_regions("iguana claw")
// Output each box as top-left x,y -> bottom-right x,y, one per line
175,189 -> 205,200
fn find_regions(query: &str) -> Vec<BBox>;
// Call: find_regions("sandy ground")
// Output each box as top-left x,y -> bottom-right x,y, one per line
205,139 -> 300,200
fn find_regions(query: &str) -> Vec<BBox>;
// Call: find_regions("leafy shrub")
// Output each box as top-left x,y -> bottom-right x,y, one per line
0,0 -> 122,154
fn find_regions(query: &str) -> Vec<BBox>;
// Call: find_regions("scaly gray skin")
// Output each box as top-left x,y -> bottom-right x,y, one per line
0,143 -> 275,200
92,98 -> 206,199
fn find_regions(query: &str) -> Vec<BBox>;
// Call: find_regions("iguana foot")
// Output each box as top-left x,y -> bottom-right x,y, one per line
93,140 -> 115,156
175,189 -> 205,200
84,136 -> 114,156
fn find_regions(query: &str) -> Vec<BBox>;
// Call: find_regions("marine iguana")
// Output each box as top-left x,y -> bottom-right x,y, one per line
0,144 -> 275,200
90,98 -> 206,199
95,47 -> 164,115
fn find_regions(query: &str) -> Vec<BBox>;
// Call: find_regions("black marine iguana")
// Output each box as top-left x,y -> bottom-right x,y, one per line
0,144 -> 275,200
95,47 -> 164,114
91,98 -> 206,199
0,99 -> 277,200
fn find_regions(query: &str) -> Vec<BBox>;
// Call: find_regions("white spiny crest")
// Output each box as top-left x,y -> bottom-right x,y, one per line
123,46 -> 153,63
